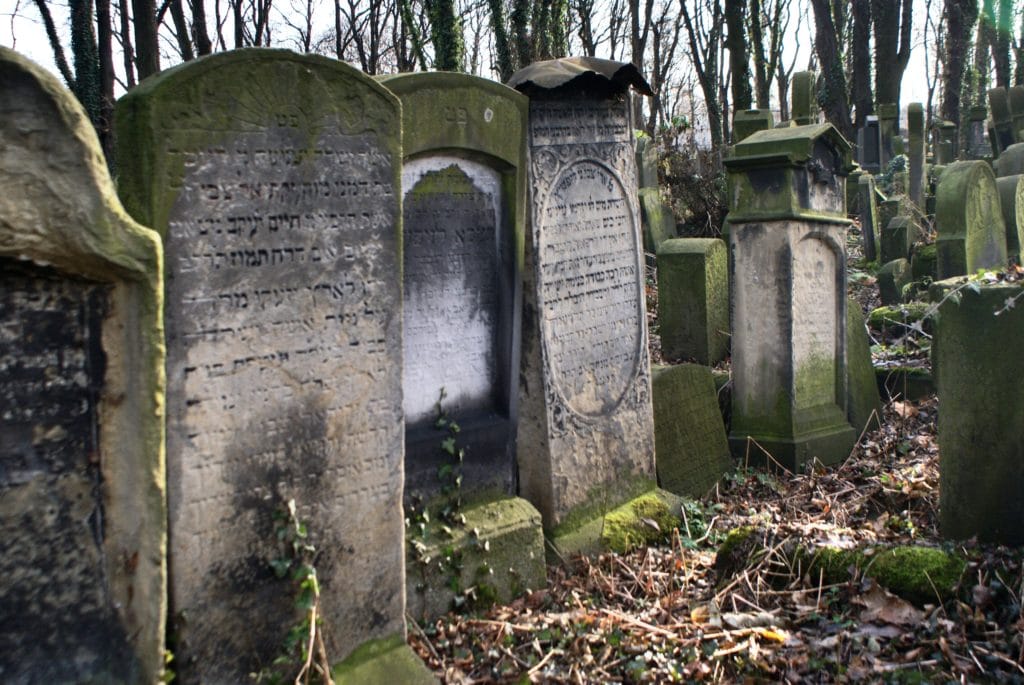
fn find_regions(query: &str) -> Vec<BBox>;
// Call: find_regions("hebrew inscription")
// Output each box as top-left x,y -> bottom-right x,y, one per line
0,260 -> 134,682
539,159 -> 643,417
402,158 -> 501,425
791,235 -> 838,409
162,123 -> 401,676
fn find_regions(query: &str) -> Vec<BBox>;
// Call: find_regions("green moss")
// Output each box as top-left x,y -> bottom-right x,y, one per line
600,490 -> 682,553
332,635 -> 436,684
809,545 -> 965,605
868,302 -> 932,335
547,474 -> 657,541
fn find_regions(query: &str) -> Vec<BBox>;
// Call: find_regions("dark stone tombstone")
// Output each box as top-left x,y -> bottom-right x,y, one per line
989,87 -> 1015,154
967,106 -> 991,159
877,103 -> 899,168
0,48 -> 165,683
116,50 -> 425,682
857,116 -> 882,173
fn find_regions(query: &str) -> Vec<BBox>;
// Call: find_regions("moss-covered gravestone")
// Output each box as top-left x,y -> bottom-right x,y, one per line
996,175 -> 1024,260
877,258 -> 911,305
724,124 -> 857,471
935,161 -> 1007,278
509,57 -> 677,556
652,364 -> 731,497
733,108 -> 774,143
379,71 -> 545,621
994,142 -> 1024,177
966,106 -> 991,159
858,174 -> 879,261
639,187 -> 677,254
656,238 -> 729,364
636,133 -> 659,188
845,298 -> 882,437
878,103 -> 899,168
935,277 -> 1024,545
115,50 -> 425,682
791,71 -> 817,126
0,48 -> 165,683
880,215 -> 918,264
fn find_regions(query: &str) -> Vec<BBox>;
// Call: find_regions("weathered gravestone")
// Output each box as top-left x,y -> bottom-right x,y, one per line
994,142 -> 1024,177
907,103 -> 926,207
636,133 -> 659,188
724,124 -> 857,471
1010,86 -> 1024,141
934,160 -> 1007,278
639,187 -> 677,254
989,87 -> 1015,154
509,57 -> 675,554
846,298 -> 882,437
857,116 -> 882,173
733,108 -> 775,143
656,238 -> 729,365
379,71 -> 545,620
652,364 -> 731,498
996,175 -> 1024,261
967,106 -> 991,159
115,50 -> 424,682
0,48 -> 166,684
880,215 -> 918,265
876,258 -> 912,305
858,174 -> 879,262
791,71 -> 817,126
877,103 -> 899,168
935,278 -> 1024,545
846,166 -> 865,216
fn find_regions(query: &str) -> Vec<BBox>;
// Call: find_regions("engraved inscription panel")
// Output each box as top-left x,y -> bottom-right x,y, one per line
539,160 -> 643,416
162,122 -> 400,676
791,236 -> 838,409
530,100 -> 632,147
402,158 -> 501,424
0,260 -> 134,682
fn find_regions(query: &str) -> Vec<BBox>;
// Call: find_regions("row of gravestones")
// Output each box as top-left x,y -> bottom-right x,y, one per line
1,47 -> 705,684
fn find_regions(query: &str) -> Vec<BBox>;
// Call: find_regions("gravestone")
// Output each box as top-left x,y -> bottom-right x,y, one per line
1009,86 -> 1024,141
932,121 -> 958,164
877,103 -> 899,168
380,72 -> 526,508
639,187 -> 677,254
116,50 -> 418,681
880,215 -> 918,264
989,87 -> 1015,154
907,103 -> 926,207
724,124 -> 856,471
858,174 -> 879,261
846,298 -> 882,437
636,134 -> 659,188
934,160 -> 1007,278
0,48 -> 165,683
846,167 -> 865,216
876,258 -> 912,305
791,71 -> 817,125
994,142 -> 1024,177
652,364 -> 731,498
656,238 -> 729,365
936,278 -> 1024,545
857,116 -> 882,173
967,106 -> 991,159
733,108 -> 775,143
509,57 -> 667,553
996,175 -> 1024,260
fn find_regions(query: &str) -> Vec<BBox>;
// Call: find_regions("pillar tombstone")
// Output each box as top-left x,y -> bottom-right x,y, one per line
0,48 -> 166,683
725,124 -> 857,472
791,71 -> 817,126
857,116 -> 882,173
509,57 -> 676,555
932,120 -> 958,164
733,108 -> 775,143
877,103 -> 899,168
858,175 -> 879,262
115,50 -> 428,683
907,103 -> 926,207
967,106 -> 991,159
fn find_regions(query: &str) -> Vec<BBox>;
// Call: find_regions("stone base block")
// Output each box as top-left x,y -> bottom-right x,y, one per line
406,497 -> 545,622
332,635 -> 437,684
547,489 -> 684,561
729,422 -> 856,473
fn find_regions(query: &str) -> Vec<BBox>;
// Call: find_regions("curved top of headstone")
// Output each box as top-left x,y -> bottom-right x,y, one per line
990,87 -> 1010,119
379,71 -> 527,164
935,160 -> 1007,276
725,122 -> 852,169
0,47 -> 160,280
506,56 -> 653,98
995,142 -> 1024,177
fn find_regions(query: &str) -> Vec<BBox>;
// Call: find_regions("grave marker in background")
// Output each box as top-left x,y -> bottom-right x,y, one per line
791,71 -> 817,125
116,50 -> 416,681
907,103 -> 926,206
857,116 -> 882,173
934,160 -> 1007,278
0,48 -> 165,684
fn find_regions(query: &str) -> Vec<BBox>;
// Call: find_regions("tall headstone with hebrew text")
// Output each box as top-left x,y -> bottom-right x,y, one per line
381,72 -> 527,507
907,103 -> 926,207
0,48 -> 166,684
509,57 -> 664,551
116,50 -> 414,682
725,124 -> 856,472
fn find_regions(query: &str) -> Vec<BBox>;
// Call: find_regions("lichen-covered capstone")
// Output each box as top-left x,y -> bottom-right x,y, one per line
0,47 -> 166,684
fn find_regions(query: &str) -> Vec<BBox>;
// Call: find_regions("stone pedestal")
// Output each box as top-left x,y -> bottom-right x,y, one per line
791,71 -> 817,126
877,103 -> 899,168
725,124 -> 856,472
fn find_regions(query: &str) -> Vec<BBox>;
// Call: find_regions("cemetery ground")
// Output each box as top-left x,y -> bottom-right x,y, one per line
407,229 -> 1024,683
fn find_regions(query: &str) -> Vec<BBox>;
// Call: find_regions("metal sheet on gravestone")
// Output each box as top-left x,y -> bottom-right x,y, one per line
0,261 -> 139,683
402,157 -> 513,499
158,96 -> 402,676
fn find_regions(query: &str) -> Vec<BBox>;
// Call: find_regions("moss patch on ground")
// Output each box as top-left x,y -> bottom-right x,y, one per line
601,490 -> 684,554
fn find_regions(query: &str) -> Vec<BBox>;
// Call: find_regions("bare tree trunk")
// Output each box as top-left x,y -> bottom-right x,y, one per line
133,0 -> 160,78
96,0 -> 115,158
32,0 -> 75,87
118,0 -> 136,87
69,0 -> 102,125
871,0 -> 912,111
850,0 -> 872,128
725,0 -> 751,110
192,0 -> 214,55
810,0 -> 853,141
681,0 -> 724,150
940,0 -> 978,143
169,0 -> 196,60
993,0 -> 1011,87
